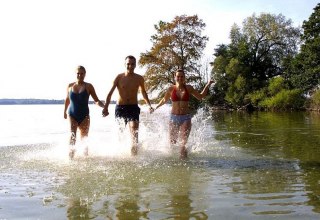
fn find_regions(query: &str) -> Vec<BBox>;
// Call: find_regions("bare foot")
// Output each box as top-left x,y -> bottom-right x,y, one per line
131,146 -> 138,156
69,149 -> 75,160
180,147 -> 188,160
84,147 -> 88,156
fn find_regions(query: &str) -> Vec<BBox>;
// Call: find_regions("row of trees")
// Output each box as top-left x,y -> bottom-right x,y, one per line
139,3 -> 320,111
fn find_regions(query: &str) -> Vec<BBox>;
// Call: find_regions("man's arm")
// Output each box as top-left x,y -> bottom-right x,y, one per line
102,76 -> 118,117
139,76 -> 153,111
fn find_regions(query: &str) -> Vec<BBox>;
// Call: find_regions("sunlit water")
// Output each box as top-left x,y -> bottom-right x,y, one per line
0,105 -> 320,219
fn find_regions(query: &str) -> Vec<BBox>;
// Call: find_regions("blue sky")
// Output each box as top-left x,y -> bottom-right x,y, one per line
0,0 -> 318,100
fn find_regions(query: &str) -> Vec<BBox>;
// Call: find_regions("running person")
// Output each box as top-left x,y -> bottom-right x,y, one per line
102,55 -> 153,155
64,65 -> 104,159
153,69 -> 214,159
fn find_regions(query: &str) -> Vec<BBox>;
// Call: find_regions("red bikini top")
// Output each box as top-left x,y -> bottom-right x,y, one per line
171,86 -> 190,102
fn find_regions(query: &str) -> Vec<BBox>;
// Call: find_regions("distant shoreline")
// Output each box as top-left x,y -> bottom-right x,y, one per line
0,99 -> 115,105
0,99 -> 64,105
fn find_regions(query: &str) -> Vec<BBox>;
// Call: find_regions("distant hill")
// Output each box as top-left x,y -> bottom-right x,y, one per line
0,99 -> 115,105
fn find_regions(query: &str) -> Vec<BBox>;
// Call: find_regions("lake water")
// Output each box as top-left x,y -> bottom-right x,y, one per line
0,105 -> 320,219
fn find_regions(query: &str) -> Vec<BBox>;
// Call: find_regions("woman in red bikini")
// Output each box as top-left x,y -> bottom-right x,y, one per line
154,69 -> 214,159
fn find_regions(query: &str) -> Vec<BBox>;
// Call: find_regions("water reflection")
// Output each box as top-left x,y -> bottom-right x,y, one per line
67,198 -> 92,219
1,142 -> 320,219
164,166 -> 208,219
1,107 -> 320,219
212,110 -> 320,215
58,159 -> 211,219
58,160 -> 202,219
212,111 -> 320,161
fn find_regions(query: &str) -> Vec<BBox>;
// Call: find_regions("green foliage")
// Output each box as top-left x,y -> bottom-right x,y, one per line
268,77 -> 285,95
210,12 -> 301,109
301,3 -> 320,43
310,89 -> 320,109
246,76 -> 305,110
139,15 -> 208,95
223,58 -> 252,106
225,58 -> 241,81
287,3 -> 320,93
235,13 -> 300,81
225,75 -> 247,107
211,45 -> 231,104
246,88 -> 268,107
259,89 -> 305,110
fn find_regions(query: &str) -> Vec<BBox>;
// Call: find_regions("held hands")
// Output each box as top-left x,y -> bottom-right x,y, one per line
149,106 -> 155,114
102,107 -> 109,117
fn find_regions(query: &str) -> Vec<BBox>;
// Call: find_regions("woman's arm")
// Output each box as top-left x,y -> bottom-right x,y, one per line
88,83 -> 104,108
188,80 -> 214,100
64,84 -> 71,119
155,86 -> 173,110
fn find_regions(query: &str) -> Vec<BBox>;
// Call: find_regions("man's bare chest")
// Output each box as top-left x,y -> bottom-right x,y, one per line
118,78 -> 139,90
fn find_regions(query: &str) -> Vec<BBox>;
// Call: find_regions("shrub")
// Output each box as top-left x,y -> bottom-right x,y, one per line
259,89 -> 305,110
310,89 -> 320,110
246,88 -> 268,107
268,77 -> 285,95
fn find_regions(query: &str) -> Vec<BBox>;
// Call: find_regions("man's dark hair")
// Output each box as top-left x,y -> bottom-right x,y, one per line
176,69 -> 185,75
125,55 -> 136,63
77,65 -> 86,73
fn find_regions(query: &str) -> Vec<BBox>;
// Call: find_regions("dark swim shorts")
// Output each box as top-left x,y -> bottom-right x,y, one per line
115,104 -> 140,124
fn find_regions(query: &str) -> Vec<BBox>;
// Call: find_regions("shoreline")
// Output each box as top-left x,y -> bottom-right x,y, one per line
0,99 -> 116,105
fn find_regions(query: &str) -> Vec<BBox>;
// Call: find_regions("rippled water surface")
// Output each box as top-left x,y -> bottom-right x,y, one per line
0,105 -> 320,219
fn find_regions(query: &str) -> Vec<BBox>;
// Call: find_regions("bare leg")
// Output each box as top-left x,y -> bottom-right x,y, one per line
169,121 -> 179,146
69,117 -> 78,159
179,120 -> 191,159
129,120 -> 139,156
79,116 -> 90,156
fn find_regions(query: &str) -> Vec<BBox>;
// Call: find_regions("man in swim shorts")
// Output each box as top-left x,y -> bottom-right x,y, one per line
115,104 -> 140,125
102,55 -> 154,155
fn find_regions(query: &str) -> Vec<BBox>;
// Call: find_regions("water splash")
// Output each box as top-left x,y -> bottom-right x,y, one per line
17,105 -> 220,162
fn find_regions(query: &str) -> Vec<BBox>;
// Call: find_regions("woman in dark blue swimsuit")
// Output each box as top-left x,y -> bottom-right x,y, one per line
64,66 -> 104,159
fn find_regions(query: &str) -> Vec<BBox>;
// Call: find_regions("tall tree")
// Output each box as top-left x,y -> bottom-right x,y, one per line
139,15 -> 208,94
234,13 -> 300,83
289,3 -> 320,93
211,13 -> 301,108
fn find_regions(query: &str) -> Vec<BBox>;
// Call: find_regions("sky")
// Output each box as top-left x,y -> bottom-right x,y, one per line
0,0 -> 318,100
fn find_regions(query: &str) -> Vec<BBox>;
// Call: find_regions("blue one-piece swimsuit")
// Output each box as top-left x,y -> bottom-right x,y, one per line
68,86 -> 89,124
